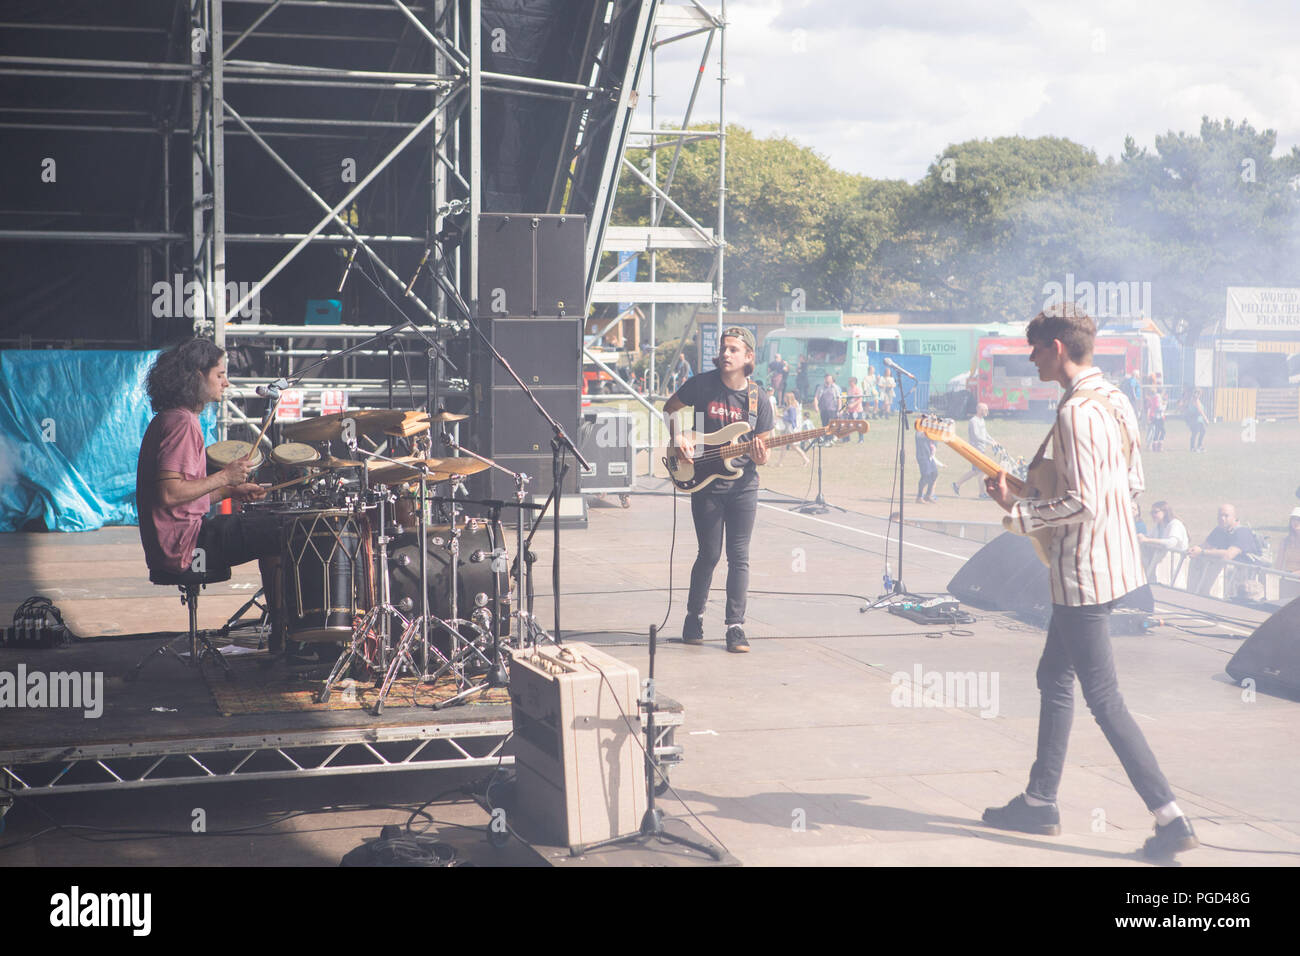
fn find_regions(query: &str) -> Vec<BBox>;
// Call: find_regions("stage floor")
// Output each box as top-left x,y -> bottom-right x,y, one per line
1,481 -> 1297,867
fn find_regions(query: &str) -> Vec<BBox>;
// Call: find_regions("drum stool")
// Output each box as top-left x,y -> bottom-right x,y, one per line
128,564 -> 236,680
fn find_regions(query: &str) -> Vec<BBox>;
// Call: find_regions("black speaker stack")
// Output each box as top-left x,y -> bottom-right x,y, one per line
471,214 -> 586,502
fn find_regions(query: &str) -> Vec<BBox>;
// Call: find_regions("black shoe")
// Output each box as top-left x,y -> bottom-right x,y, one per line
725,625 -> 750,653
682,615 -> 704,645
981,794 -> 1060,835
1141,816 -> 1198,859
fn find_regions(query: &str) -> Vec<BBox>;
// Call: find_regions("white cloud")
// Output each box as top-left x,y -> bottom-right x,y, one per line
638,0 -> 1300,181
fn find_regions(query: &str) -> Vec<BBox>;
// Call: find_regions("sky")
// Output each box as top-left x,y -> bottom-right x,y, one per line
635,0 -> 1300,182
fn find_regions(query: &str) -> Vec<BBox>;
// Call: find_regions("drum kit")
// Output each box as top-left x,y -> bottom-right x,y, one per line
206,406 -> 545,715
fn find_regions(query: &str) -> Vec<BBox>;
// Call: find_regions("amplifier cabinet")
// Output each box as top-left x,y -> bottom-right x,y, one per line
508,642 -> 646,849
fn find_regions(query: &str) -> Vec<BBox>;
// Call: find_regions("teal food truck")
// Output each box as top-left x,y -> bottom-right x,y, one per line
759,312 -> 901,399
847,321 -> 1026,393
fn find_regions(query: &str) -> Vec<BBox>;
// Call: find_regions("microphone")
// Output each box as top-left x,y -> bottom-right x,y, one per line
336,244 -> 359,293
882,357 -> 916,382
255,378 -> 289,398
404,246 -> 431,294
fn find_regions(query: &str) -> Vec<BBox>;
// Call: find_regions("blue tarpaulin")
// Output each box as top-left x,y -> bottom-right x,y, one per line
865,351 -> 931,411
0,350 -> 216,532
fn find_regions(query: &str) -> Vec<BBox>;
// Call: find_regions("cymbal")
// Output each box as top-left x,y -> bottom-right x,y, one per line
366,457 -> 453,485
282,409 -> 428,442
422,456 -> 491,477
314,456 -> 363,469
430,411 -> 469,423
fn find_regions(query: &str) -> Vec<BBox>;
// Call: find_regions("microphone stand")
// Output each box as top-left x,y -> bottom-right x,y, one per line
863,369 -> 923,609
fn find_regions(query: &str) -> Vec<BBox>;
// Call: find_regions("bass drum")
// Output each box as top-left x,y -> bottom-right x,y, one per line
388,519 -> 510,655
282,509 -> 372,643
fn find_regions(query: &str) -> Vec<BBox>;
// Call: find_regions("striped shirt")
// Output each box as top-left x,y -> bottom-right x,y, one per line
1007,367 -> 1146,606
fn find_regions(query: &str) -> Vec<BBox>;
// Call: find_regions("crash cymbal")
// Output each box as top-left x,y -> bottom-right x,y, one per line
314,455 -> 363,469
281,409 -> 428,442
422,456 -> 491,477
430,411 -> 469,423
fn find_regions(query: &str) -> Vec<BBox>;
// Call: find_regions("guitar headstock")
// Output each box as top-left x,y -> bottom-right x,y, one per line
827,419 -> 870,437
915,414 -> 956,441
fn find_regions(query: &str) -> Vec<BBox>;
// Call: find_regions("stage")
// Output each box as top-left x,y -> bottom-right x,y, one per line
1,481 -> 1297,867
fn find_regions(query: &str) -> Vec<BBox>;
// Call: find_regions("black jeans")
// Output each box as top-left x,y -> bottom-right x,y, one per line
1027,602 -> 1176,810
196,513 -> 281,569
687,475 -> 758,626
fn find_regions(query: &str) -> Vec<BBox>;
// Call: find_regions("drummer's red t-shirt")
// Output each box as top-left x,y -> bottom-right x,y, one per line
136,408 -> 208,572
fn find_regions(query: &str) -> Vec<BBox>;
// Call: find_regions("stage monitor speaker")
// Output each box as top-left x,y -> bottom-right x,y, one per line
1226,596 -> 1300,696
477,213 -> 586,318
946,532 -> 1153,623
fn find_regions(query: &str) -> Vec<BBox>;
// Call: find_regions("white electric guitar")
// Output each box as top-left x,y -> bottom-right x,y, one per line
663,419 -> 869,493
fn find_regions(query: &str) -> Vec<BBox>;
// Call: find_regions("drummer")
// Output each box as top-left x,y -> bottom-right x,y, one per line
136,339 -> 282,642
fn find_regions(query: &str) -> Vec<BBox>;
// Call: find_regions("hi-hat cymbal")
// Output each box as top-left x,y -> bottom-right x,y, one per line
430,411 -> 469,423
282,409 -> 428,442
315,456 -> 363,469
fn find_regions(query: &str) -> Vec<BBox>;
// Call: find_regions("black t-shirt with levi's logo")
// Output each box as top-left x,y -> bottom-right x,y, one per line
671,370 -> 773,488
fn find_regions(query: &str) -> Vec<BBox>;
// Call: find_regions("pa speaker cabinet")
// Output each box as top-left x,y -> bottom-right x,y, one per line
508,642 -> 646,849
477,317 -> 581,388
478,213 -> 586,318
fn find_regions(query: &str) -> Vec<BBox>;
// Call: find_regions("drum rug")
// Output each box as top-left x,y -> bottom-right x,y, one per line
205,656 -> 510,716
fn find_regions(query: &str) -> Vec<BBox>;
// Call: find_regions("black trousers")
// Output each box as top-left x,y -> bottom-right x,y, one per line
196,513 -> 281,569
687,474 -> 758,626
1027,602 -> 1177,810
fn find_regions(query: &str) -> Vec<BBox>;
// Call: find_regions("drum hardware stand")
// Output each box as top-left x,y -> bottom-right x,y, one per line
571,625 -> 723,861
317,451 -> 413,707
217,586 -> 269,647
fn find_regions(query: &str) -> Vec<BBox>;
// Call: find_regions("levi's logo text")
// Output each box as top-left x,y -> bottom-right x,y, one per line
706,401 -> 746,425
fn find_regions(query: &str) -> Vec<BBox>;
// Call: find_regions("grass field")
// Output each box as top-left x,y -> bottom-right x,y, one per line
618,401 -> 1300,555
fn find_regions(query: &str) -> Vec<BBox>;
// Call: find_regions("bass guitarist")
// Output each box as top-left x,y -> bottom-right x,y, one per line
980,303 -> 1197,859
663,327 -> 772,653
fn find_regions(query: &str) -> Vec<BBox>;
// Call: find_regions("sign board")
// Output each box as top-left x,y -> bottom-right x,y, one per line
1225,287 -> 1300,331
320,389 -> 347,416
274,389 -> 304,421
782,310 -> 843,328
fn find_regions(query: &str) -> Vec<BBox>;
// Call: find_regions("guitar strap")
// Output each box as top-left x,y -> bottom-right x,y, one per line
747,380 -> 759,431
1030,386 -> 1135,473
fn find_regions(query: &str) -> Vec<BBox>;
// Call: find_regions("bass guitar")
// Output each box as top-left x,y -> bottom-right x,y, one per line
663,419 -> 868,493
914,413 -> 1059,565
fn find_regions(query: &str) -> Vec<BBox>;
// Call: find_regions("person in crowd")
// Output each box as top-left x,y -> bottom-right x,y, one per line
1189,503 -> 1262,564
777,392 -> 811,466
915,428 -> 939,503
1138,500 -> 1188,585
863,368 -> 880,418
1183,387 -> 1208,452
814,373 -> 843,430
767,352 -> 789,402
1145,374 -> 1166,452
795,356 -> 810,404
952,403 -> 993,497
1275,507 -> 1300,574
879,368 -> 896,415
845,377 -> 866,443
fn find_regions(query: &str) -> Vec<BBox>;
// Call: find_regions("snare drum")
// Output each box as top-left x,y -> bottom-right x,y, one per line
206,439 -> 264,472
282,509 -> 372,643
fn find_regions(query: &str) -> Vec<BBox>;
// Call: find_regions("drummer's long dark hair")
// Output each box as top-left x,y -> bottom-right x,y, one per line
147,337 -> 224,413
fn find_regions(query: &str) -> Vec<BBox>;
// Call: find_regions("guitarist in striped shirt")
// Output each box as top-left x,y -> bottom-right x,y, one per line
980,304 -> 1198,859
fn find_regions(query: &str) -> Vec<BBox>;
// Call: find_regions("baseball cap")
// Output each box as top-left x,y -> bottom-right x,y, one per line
1290,507 -> 1300,520
721,326 -> 755,352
